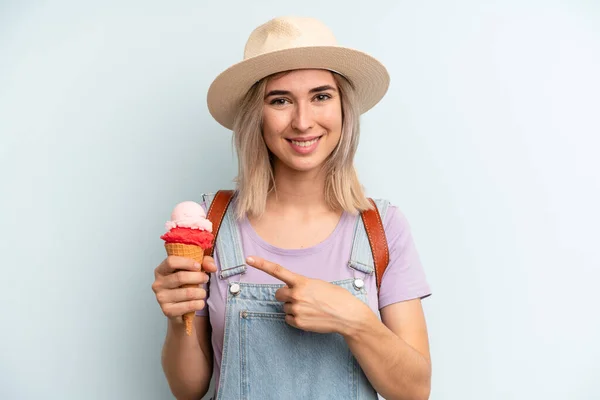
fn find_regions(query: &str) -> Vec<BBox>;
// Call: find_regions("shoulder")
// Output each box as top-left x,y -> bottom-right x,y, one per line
368,199 -> 412,240
198,190 -> 238,213
368,199 -> 421,259
198,192 -> 219,209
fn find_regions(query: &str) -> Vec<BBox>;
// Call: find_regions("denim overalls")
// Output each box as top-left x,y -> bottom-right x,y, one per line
203,193 -> 389,400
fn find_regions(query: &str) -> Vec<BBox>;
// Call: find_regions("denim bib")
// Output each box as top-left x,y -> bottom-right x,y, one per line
203,193 -> 389,400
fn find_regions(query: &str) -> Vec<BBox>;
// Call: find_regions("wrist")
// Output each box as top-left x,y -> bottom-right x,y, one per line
339,300 -> 377,339
167,316 -> 188,334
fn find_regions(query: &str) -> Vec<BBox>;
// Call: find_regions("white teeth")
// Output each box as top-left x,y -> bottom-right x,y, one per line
291,138 -> 319,147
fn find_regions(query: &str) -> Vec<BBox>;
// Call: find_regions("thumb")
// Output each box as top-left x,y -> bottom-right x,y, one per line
202,255 -> 218,273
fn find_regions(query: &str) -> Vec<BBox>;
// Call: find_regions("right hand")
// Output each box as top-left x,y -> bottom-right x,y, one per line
152,255 -> 218,321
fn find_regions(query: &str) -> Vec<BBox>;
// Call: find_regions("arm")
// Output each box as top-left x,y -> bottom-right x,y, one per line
153,255 -> 218,400
342,205 -> 431,399
342,299 -> 431,400
161,316 -> 213,400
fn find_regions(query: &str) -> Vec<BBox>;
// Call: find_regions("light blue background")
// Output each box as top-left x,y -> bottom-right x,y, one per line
1,1 -> 599,399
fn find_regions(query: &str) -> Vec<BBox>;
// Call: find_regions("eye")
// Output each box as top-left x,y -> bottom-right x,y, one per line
314,93 -> 332,102
270,98 -> 290,106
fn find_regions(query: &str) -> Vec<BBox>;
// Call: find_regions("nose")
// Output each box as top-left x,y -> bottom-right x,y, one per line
291,101 -> 314,132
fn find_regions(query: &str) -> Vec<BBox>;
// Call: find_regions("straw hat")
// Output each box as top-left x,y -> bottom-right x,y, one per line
206,16 -> 390,130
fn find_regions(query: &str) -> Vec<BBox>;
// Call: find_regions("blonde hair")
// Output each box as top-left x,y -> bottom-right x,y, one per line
231,71 -> 372,219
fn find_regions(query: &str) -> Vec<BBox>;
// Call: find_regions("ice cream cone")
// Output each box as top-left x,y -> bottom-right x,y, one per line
164,242 -> 204,336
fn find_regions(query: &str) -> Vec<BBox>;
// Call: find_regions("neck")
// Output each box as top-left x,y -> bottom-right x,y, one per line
267,162 -> 329,215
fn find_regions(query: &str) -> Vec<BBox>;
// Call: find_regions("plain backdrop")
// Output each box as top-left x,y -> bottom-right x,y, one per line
1,1 -> 599,399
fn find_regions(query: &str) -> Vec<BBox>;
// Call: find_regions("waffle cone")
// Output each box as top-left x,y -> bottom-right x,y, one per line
164,242 -> 205,336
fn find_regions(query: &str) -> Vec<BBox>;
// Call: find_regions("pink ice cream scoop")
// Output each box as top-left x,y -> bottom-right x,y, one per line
165,201 -> 213,232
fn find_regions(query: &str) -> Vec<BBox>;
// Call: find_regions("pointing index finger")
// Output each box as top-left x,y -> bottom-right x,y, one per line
246,256 -> 298,287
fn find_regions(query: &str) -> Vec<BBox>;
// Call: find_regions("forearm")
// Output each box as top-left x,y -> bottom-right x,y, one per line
342,308 -> 431,400
162,319 -> 212,400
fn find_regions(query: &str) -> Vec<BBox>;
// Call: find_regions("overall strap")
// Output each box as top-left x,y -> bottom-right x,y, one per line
349,199 -> 390,293
205,190 -> 234,256
203,190 -> 247,279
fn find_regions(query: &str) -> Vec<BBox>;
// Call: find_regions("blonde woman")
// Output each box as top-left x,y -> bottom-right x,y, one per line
152,16 -> 432,400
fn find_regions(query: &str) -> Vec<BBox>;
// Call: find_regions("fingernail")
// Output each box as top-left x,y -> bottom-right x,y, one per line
194,262 -> 201,269
246,257 -> 254,264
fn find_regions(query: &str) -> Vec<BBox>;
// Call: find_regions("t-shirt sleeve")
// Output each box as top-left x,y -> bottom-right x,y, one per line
378,205 -> 431,309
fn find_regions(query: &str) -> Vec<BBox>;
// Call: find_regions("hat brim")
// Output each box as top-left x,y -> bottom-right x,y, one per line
206,46 -> 390,130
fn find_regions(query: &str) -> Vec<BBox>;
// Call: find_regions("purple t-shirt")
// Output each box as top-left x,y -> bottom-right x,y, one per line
196,204 -> 431,389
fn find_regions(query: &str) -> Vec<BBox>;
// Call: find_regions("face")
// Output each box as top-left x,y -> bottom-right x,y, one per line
262,69 -> 343,174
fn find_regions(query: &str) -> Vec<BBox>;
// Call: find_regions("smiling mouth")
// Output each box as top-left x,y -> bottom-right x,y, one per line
285,136 -> 323,147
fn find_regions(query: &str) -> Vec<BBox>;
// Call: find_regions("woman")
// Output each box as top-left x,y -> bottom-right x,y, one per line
152,16 -> 432,400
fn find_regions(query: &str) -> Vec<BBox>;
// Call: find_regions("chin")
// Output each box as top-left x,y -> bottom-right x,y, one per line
280,156 -> 326,173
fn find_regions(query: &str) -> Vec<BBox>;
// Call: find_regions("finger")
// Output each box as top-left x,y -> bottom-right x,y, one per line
163,271 -> 209,289
283,302 -> 296,315
275,286 -> 293,302
162,300 -> 206,318
157,256 -> 201,275
202,255 -> 218,273
157,287 -> 207,305
285,314 -> 299,329
246,256 -> 299,287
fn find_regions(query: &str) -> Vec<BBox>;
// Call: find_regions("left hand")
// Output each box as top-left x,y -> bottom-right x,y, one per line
245,256 -> 372,335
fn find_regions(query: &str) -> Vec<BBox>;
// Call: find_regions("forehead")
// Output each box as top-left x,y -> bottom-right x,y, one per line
265,69 -> 336,90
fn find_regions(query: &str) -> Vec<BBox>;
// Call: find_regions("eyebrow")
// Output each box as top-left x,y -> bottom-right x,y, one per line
264,85 -> 337,98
